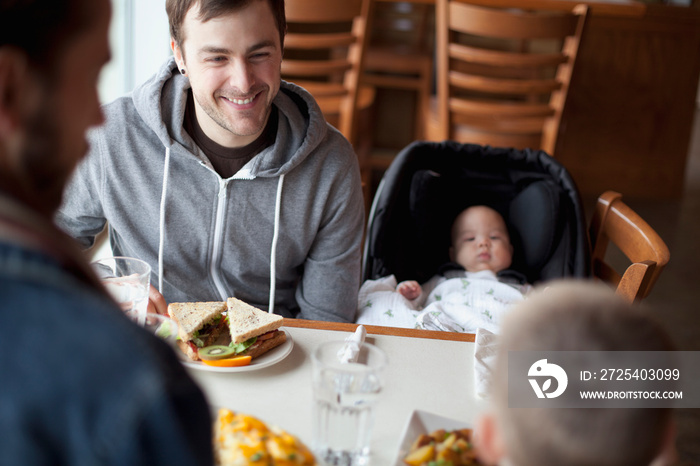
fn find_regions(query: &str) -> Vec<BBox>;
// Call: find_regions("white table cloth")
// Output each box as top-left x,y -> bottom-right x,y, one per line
186,322 -> 486,465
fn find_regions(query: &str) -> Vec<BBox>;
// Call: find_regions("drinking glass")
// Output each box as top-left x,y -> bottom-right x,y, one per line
311,340 -> 387,466
92,256 -> 151,324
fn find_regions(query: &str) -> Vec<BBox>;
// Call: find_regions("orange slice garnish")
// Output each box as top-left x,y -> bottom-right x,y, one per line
201,355 -> 252,367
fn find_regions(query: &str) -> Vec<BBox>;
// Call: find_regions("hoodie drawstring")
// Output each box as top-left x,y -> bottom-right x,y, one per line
157,146 -> 283,315
158,147 -> 171,294
268,174 -> 285,314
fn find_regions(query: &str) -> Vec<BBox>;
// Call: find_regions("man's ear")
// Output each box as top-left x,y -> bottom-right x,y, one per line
0,47 -> 29,137
170,39 -> 184,69
475,411 -> 507,465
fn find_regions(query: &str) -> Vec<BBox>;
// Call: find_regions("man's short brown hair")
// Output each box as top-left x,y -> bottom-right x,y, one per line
166,0 -> 286,48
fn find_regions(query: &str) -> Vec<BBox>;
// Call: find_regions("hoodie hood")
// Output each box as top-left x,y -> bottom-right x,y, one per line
130,56 -> 330,178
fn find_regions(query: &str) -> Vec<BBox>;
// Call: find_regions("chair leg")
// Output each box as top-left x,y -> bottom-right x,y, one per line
354,106 -> 374,215
361,169 -> 372,216
415,62 -> 433,141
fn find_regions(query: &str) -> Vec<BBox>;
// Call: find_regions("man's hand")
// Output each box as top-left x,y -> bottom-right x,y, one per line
148,285 -> 168,315
397,280 -> 421,300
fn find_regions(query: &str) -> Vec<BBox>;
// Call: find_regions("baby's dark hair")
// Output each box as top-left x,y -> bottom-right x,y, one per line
449,205 -> 511,246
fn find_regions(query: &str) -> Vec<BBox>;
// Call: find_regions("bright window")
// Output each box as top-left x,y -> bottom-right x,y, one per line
99,0 -> 171,104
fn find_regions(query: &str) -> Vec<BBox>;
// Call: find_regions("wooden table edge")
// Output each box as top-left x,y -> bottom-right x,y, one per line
282,318 -> 476,342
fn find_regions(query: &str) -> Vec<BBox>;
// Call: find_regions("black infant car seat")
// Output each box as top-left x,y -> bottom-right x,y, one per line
362,141 -> 590,285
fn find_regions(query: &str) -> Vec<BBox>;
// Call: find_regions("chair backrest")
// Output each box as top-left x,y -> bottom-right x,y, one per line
282,0 -> 372,145
368,1 -> 434,54
363,1 -> 435,143
589,191 -> 670,303
432,0 -> 588,155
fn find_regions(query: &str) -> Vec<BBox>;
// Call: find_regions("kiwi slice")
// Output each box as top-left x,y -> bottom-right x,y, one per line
198,345 -> 235,360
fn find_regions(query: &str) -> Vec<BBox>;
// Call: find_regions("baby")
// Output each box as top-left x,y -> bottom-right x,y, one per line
398,204 -> 518,301
356,205 -> 531,333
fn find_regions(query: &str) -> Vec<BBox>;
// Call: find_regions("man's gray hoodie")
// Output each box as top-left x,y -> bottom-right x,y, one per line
57,57 -> 365,322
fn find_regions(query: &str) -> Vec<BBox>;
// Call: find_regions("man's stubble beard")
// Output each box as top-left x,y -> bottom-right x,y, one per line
193,86 -> 273,140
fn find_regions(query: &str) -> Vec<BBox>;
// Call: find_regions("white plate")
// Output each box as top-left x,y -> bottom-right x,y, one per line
181,329 -> 294,373
393,410 -> 472,466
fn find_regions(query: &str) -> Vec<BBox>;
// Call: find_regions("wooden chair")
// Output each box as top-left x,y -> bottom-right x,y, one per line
362,1 -> 434,142
427,0 -> 588,156
282,0 -> 375,206
589,191 -> 670,303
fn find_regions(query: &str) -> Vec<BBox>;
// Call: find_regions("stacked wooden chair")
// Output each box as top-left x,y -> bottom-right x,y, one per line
427,0 -> 588,156
282,0 -> 375,207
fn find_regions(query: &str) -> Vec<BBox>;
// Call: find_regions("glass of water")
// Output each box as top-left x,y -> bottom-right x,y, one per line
311,340 -> 387,466
92,256 -> 151,324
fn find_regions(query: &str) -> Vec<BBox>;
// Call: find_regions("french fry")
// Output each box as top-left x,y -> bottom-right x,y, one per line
403,444 -> 435,466
409,434 -> 433,451
403,427 -> 481,466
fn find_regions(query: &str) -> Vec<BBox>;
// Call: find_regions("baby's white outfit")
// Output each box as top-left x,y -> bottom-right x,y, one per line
356,269 -> 531,334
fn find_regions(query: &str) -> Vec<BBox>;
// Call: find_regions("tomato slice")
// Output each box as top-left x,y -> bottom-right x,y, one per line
201,355 -> 252,367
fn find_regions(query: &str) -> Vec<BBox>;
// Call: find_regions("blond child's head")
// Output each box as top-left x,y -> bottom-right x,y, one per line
450,205 -> 513,274
477,281 -> 676,466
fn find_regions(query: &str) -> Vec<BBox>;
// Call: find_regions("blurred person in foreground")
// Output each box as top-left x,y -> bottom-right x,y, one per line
0,0 -> 213,463
55,0 -> 365,322
476,281 -> 677,466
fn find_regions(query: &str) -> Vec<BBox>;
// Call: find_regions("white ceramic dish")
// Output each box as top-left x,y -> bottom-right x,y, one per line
181,329 -> 294,373
393,409 -> 472,466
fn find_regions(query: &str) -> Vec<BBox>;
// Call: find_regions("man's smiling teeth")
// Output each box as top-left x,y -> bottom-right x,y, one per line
226,96 -> 253,105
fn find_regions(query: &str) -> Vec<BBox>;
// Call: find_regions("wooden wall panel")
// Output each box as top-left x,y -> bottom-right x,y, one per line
556,6 -> 700,198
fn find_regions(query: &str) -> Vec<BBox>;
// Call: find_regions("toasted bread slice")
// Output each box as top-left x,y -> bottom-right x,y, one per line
168,301 -> 227,342
176,339 -> 200,361
227,297 -> 283,344
240,330 -> 287,359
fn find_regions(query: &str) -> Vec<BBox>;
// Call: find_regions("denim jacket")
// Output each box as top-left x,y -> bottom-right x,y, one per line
0,195 -> 214,466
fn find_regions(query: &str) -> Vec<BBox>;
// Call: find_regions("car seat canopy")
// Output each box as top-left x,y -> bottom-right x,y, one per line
364,141 -> 590,285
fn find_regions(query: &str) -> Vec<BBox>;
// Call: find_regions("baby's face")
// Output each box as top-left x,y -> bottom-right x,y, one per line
451,206 -> 513,273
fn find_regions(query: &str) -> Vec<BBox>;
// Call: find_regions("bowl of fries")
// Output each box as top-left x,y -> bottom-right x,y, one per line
394,410 -> 482,466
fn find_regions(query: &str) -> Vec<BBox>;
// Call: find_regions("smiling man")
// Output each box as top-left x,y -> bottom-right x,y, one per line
174,0 -> 282,146
56,0 -> 365,322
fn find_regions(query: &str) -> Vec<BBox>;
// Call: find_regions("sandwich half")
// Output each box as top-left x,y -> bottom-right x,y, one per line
168,301 -> 228,361
226,297 -> 286,359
